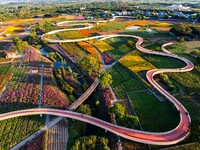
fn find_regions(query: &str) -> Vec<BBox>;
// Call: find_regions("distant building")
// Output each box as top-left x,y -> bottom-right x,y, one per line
80,7 -> 86,11
166,4 -> 190,11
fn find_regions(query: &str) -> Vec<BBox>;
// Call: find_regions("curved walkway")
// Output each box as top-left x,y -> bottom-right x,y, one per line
0,17 -> 194,145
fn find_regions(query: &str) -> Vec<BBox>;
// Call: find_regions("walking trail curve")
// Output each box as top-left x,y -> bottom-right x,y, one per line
0,17 -> 194,145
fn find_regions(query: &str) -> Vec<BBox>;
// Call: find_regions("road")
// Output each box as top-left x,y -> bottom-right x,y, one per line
0,17 -> 194,145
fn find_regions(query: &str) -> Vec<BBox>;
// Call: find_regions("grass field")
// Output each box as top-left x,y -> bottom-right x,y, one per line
109,63 -> 145,99
93,21 -> 126,31
128,91 -> 180,132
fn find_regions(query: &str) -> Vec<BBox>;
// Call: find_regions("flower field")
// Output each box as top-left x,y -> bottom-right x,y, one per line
102,52 -> 115,65
78,29 -> 100,37
92,40 -> 114,53
119,51 -> 156,79
109,63 -> 145,99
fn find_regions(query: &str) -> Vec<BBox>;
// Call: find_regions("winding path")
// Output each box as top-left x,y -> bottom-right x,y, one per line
0,17 -> 194,145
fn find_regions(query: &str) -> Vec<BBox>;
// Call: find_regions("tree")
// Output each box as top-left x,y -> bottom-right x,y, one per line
177,37 -> 185,43
109,103 -> 125,116
80,55 -> 99,75
99,71 -> 112,89
118,115 -> 139,128
77,104 -> 92,116
13,37 -> 28,54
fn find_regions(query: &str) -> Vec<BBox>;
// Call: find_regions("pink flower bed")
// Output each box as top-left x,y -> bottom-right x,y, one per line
102,88 -> 114,108
102,52 -> 115,65
24,46 -> 39,62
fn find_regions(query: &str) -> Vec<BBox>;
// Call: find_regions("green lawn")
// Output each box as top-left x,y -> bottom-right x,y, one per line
128,91 -> 180,132
109,63 -> 145,99
103,37 -> 135,60
141,53 -> 185,69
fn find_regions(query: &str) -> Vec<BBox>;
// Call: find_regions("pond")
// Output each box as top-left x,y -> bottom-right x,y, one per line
126,26 -> 140,30
40,48 -> 50,57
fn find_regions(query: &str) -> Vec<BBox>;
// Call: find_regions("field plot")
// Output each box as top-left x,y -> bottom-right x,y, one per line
103,37 -> 134,60
0,116 -> 45,149
78,29 -> 100,37
57,31 -> 84,39
60,43 -> 88,62
119,51 -> 155,85
128,91 -> 180,132
92,21 -> 126,31
47,119 -> 68,150
109,63 -> 145,99
92,40 -> 114,53
141,53 -> 185,69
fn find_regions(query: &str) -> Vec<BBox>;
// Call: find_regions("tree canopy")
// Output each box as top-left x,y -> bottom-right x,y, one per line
80,55 -> 99,75
71,135 -> 110,150
77,104 -> 92,116
99,71 -> 112,89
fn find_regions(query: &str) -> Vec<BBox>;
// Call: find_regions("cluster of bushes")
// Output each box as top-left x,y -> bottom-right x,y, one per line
54,67 -> 74,95
71,135 -> 110,150
160,73 -> 176,91
13,37 -> 29,54
109,103 -> 139,129
170,24 -> 200,39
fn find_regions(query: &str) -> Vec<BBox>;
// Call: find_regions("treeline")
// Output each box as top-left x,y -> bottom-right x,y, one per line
170,24 -> 200,39
71,135 -> 110,150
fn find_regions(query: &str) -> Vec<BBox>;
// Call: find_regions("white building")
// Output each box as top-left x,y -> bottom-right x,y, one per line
166,4 -> 190,11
